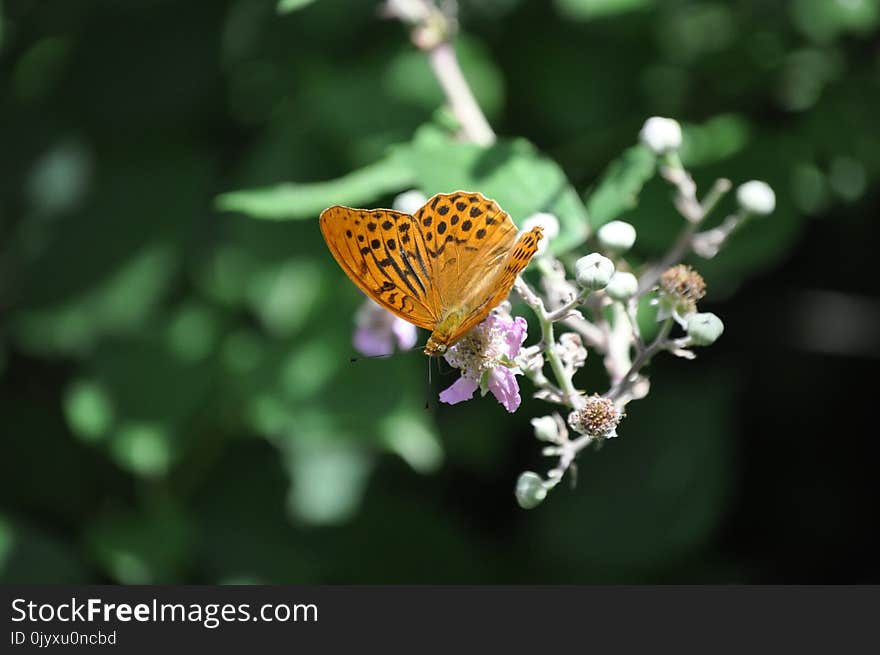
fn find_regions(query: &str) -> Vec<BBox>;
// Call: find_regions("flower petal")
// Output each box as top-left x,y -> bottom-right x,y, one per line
391,318 -> 418,350
505,316 -> 528,358
353,327 -> 393,357
438,376 -> 479,405
488,367 -> 521,413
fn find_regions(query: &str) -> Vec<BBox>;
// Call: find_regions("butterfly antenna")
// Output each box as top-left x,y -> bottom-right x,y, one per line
349,342 -> 426,364
349,352 -> 395,363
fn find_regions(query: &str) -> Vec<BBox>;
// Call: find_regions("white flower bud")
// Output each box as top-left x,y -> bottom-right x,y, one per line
686,312 -> 724,346
522,212 -> 560,256
515,471 -> 547,509
604,271 -> 639,301
597,220 -> 637,254
736,180 -> 775,216
575,253 -> 615,291
530,415 -> 559,442
639,116 -> 682,154
393,189 -> 428,215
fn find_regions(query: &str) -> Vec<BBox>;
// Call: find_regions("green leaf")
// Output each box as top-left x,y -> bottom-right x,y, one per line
585,144 -> 656,228
405,125 -> 591,252
680,114 -> 751,168
219,124 -> 591,249
216,151 -> 416,220
277,0 -> 317,14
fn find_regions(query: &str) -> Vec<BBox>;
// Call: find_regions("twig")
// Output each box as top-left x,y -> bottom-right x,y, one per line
638,177 -> 732,294
386,0 -> 495,145
515,278 -> 584,409
428,42 -> 496,145
605,317 -> 673,402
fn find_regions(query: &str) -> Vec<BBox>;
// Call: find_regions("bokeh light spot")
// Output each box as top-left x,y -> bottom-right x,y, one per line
63,380 -> 115,443
112,423 -> 171,477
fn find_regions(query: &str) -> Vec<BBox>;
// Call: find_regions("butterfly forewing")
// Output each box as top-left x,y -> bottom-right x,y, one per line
319,205 -> 437,330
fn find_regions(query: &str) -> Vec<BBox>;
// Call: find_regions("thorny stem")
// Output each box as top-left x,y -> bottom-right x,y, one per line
545,291 -> 587,323
545,433 -> 592,487
604,302 -> 633,385
515,278 -> 583,409
605,317 -> 674,403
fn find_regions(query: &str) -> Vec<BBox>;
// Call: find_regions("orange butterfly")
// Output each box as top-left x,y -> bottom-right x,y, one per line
320,191 -> 543,356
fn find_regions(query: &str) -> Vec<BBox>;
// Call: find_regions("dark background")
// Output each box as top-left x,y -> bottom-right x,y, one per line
0,0 -> 877,583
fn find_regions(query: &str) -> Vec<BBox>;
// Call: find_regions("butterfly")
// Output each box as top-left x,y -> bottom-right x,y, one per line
319,191 -> 544,356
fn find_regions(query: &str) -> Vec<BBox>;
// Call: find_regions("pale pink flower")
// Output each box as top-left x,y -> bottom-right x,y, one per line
439,312 -> 528,412
353,298 -> 417,356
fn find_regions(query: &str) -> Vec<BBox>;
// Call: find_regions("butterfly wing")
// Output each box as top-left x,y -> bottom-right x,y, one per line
319,205 -> 438,330
413,192 -> 517,304
452,224 -> 543,340
412,192 -> 543,344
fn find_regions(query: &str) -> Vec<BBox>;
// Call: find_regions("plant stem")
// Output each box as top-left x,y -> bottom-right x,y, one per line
427,42 -> 496,146
515,279 -> 583,409
605,317 -> 673,402
638,177 -> 732,294
388,0 -> 495,145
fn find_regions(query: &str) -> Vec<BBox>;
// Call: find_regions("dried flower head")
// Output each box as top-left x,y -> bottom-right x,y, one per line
568,394 -> 622,438
659,264 -> 706,315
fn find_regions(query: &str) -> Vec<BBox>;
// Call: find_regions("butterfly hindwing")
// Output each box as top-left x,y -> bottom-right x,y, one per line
319,206 -> 437,330
452,225 -> 544,341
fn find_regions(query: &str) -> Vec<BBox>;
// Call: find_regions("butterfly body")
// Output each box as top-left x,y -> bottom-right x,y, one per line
319,191 -> 543,356
424,308 -> 472,356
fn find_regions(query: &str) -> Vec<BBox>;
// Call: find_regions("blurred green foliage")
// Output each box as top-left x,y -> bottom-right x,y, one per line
1,0 -> 878,583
